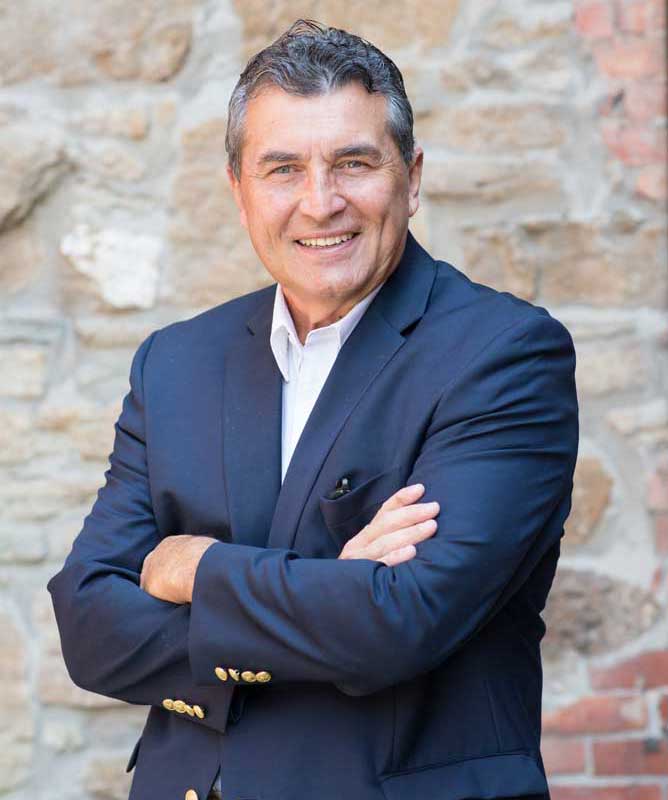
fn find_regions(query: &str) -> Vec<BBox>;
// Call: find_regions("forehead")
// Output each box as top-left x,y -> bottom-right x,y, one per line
242,83 -> 392,160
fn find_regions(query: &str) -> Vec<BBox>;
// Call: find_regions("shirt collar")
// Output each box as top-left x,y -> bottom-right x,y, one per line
269,280 -> 385,382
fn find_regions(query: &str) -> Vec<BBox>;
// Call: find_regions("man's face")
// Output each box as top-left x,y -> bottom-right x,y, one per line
227,82 -> 423,321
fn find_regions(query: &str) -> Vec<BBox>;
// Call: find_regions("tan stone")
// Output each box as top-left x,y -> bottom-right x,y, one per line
0,224 -> 44,296
234,0 -> 460,57
0,1 -> 196,86
460,228 -> 537,300
34,591 -> 121,709
417,104 -> 566,152
523,221 -> 666,308
0,123 -> 69,233
575,341 -> 649,396
167,118 -> 269,306
606,397 -> 668,436
0,345 -> 48,398
421,158 -> 564,209
76,141 -> 147,182
543,567 -> 660,657
0,473 -> 101,522
69,106 -> 150,140
84,756 -> 134,800
0,520 -> 47,564
0,602 -> 33,792
481,12 -> 571,49
0,407 -> 34,464
74,316 -> 162,348
562,456 -> 613,550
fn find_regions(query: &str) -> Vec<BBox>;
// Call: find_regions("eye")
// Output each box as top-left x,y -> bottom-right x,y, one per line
272,164 -> 294,175
341,160 -> 365,169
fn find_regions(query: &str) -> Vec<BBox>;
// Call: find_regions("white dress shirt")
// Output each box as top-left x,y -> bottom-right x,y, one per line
269,280 -> 385,483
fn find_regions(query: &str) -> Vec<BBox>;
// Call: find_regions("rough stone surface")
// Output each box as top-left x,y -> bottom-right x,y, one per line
543,568 -> 661,657
562,455 -> 613,550
0,123 -> 69,233
0,1 -> 665,796
0,603 -> 33,793
60,223 -> 162,310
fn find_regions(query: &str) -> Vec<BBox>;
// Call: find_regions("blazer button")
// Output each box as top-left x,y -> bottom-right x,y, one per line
162,698 -> 175,710
185,790 -> 198,800
215,666 -> 228,681
192,705 -> 205,719
228,668 -> 240,681
255,671 -> 272,683
173,700 -> 187,714
241,670 -> 256,682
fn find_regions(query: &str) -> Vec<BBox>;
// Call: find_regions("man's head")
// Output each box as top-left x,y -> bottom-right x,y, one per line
225,19 -> 423,332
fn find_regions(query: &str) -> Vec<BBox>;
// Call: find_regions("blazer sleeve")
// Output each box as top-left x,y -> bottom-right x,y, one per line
46,331 -> 235,732
188,311 -> 579,696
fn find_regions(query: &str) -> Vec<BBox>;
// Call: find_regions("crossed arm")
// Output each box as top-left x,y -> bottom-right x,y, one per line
48,310 -> 578,712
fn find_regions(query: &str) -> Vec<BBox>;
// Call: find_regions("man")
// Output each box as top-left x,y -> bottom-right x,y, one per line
48,19 -> 579,800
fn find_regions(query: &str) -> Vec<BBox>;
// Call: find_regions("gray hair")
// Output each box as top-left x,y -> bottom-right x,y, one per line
225,19 -> 415,179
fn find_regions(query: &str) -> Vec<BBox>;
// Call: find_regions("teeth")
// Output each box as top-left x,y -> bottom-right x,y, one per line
298,233 -> 355,247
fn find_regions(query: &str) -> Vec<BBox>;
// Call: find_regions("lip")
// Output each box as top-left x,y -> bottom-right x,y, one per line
293,230 -> 360,242
293,232 -> 361,256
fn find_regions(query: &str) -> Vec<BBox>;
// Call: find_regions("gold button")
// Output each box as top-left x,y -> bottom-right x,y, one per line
256,670 -> 272,682
185,704 -> 195,716
192,705 -> 205,719
228,668 -> 240,681
162,698 -> 175,710
241,670 -> 257,682
173,700 -> 187,714
185,790 -> 198,800
214,666 -> 228,681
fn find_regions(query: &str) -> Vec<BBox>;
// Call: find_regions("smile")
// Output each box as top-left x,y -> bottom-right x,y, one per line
296,232 -> 359,248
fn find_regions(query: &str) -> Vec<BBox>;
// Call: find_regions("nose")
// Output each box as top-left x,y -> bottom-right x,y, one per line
298,168 -> 347,221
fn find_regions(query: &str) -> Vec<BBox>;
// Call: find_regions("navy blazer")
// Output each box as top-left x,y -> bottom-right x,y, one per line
47,230 -> 579,800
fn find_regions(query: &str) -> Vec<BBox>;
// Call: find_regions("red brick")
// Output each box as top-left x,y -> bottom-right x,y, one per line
601,120 -> 665,165
551,787 -> 662,800
590,650 -> 668,690
543,694 -> 647,734
624,81 -> 667,122
618,1 -> 649,33
577,2 -> 616,38
648,468 -> 668,511
542,736 -> 587,774
595,37 -> 665,79
659,692 -> 668,726
636,164 -> 668,200
647,0 -> 667,29
655,513 -> 668,554
594,738 -> 668,774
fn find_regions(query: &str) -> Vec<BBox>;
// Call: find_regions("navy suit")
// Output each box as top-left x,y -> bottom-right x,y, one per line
47,230 -> 579,800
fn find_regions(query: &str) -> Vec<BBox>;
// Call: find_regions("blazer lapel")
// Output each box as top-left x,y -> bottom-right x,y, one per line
266,229 -> 437,552
222,288 -> 282,548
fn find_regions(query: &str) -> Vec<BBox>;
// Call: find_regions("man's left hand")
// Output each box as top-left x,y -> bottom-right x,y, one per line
140,535 -> 218,604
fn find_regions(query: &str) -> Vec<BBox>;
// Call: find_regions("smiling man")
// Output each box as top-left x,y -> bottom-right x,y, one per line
48,19 -> 579,800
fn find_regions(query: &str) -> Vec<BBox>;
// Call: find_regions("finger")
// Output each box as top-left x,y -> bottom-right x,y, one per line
380,483 -> 425,512
378,544 -> 416,566
366,518 -> 437,561
364,500 -> 440,543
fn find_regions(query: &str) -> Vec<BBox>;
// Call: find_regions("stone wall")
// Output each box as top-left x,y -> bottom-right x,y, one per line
0,1 -> 666,798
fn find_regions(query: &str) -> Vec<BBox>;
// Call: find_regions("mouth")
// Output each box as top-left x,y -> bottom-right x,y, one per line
294,231 -> 361,253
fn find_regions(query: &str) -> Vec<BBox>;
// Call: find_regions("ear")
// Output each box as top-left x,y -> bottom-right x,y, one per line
226,163 -> 249,231
407,145 -> 423,218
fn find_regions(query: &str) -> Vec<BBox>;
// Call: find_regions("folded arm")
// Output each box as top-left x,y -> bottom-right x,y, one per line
188,311 -> 579,696
47,332 -> 235,733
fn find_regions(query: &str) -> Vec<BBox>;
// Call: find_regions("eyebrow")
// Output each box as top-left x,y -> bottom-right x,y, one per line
256,143 -> 383,166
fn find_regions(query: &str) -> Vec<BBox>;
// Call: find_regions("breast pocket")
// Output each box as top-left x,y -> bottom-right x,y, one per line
318,465 -> 406,549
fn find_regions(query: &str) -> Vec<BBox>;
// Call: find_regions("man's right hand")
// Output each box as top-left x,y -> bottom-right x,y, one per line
338,484 -> 439,566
